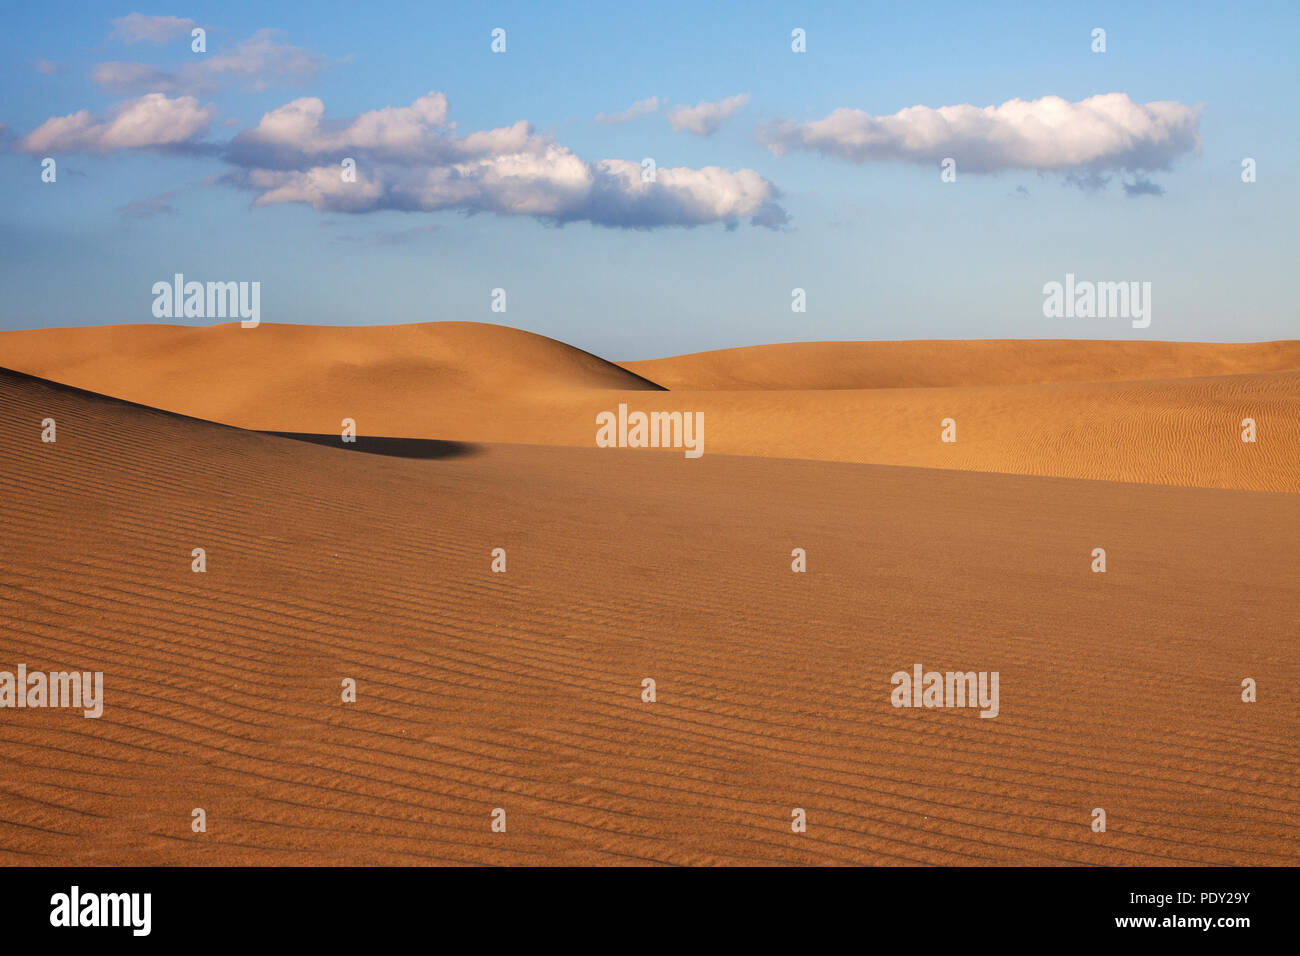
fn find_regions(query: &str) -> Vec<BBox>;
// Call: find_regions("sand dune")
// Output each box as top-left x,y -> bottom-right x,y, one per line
619,339 -> 1300,390
623,370 -> 1300,491
1,368 -> 1296,865
1,323 -> 1296,491
0,321 -> 660,432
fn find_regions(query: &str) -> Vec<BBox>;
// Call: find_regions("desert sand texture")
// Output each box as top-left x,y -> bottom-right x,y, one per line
0,359 -> 1296,865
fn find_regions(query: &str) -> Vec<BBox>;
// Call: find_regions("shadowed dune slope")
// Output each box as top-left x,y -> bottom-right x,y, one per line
619,340 -> 1300,390
1,325 -> 1296,492
1,369 -> 1297,865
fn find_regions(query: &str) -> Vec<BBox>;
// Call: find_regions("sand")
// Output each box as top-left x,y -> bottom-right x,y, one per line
619,339 -> 1300,390
2,323 -> 1296,491
0,364 -> 1296,865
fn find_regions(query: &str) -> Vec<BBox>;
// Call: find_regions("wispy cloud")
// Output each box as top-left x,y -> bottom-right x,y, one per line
595,97 -> 660,126
1123,178 -> 1166,198
108,13 -> 198,45
118,190 -> 179,218
668,94 -> 750,136
93,29 -> 327,95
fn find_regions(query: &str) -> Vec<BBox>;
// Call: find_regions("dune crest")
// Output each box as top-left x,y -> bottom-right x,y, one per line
0,320 -> 662,422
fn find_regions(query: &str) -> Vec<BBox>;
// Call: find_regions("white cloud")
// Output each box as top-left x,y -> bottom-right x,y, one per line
589,159 -> 787,227
230,93 -> 450,163
109,13 -> 197,45
14,87 -> 786,229
760,93 -> 1202,175
595,97 -> 659,125
247,166 -> 387,212
225,93 -> 785,228
668,94 -> 750,136
15,93 -> 214,153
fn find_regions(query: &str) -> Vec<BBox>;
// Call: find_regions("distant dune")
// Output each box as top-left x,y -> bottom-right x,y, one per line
2,367 -> 1296,865
619,339 -> 1300,390
1,322 -> 1297,491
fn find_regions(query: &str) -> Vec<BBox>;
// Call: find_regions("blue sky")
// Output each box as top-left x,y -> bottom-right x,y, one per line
2,1 -> 1296,358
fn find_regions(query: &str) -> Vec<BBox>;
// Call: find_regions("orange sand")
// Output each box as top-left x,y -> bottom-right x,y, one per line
2,323 -> 1295,491
0,324 -> 1297,865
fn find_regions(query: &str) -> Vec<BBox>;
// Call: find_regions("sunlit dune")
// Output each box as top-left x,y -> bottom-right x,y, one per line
618,339 -> 1300,390
2,323 -> 1295,491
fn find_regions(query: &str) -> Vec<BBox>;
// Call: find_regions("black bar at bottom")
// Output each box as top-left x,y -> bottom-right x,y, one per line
0,865 -> 1283,943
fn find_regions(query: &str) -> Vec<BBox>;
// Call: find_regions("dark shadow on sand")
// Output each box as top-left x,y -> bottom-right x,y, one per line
263,432 -> 480,460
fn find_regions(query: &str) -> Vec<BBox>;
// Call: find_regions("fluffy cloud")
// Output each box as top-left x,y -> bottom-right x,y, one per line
224,93 -> 785,228
15,86 -> 785,229
244,165 -> 388,212
595,97 -> 660,125
94,29 -> 326,94
586,160 -> 787,228
760,93 -> 1202,175
14,93 -> 214,153
109,14 -> 197,45
227,93 -> 451,167
669,94 -> 750,136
